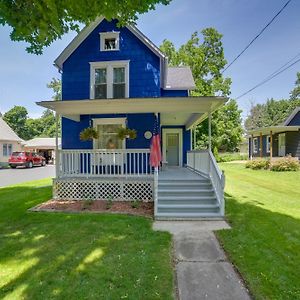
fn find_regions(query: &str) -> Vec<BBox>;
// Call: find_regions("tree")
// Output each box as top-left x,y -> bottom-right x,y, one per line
195,99 -> 243,152
160,28 -> 231,97
0,0 -> 171,54
290,72 -> 300,100
3,106 -> 29,140
160,29 -> 242,152
47,78 -> 61,100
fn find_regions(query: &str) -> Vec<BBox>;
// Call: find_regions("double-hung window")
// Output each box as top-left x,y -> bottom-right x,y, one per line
253,138 -> 258,154
266,135 -> 271,153
3,143 -> 12,156
90,61 -> 129,99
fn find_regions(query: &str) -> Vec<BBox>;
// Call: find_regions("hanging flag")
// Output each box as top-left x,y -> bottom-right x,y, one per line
149,115 -> 162,168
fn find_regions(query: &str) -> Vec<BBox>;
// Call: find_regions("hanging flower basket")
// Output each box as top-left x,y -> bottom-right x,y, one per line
117,128 -> 137,140
79,127 -> 99,141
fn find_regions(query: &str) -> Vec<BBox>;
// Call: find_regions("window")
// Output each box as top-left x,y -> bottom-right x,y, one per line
100,32 -> 120,51
3,143 -> 12,156
253,138 -> 258,154
93,118 -> 126,150
90,61 -> 129,99
266,135 -> 271,153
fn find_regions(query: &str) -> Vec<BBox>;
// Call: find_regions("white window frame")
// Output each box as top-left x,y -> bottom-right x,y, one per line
100,32 -> 120,51
266,135 -> 271,153
3,143 -> 12,157
90,60 -> 129,99
92,118 -> 126,150
253,137 -> 258,154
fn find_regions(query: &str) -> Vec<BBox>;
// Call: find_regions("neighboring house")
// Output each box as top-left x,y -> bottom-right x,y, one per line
0,116 -> 23,167
37,18 -> 226,219
23,137 -> 61,164
248,107 -> 300,159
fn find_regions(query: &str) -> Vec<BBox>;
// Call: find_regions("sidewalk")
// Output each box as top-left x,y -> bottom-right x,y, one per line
153,221 -> 251,300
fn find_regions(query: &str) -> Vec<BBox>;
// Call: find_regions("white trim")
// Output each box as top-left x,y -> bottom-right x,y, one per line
92,117 -> 126,150
89,60 -> 130,99
162,128 -> 183,167
284,107 -> 300,125
99,32 -> 120,51
54,17 -> 165,70
266,135 -> 271,153
253,137 -> 258,154
278,133 -> 286,157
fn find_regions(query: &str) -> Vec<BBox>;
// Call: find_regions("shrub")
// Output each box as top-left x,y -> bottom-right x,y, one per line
245,159 -> 270,170
131,200 -> 141,209
270,156 -> 300,172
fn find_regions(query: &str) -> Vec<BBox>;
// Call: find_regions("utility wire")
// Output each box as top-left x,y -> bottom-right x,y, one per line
222,0 -> 292,74
236,56 -> 300,100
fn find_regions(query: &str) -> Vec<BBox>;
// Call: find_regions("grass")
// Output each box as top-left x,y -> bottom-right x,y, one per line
0,179 -> 173,300
216,163 -> 300,300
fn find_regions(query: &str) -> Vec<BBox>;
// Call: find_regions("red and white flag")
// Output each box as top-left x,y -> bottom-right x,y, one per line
149,115 -> 162,168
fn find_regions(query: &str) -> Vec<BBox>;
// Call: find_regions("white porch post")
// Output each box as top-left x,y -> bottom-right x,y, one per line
193,126 -> 197,150
208,111 -> 212,152
55,113 -> 60,178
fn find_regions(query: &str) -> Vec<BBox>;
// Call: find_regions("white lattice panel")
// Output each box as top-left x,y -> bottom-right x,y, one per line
53,178 -> 153,202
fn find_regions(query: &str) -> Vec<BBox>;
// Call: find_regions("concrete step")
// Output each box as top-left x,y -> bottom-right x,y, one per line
158,195 -> 217,202
158,197 -> 218,205
155,212 -> 223,220
158,188 -> 215,197
158,179 -> 210,185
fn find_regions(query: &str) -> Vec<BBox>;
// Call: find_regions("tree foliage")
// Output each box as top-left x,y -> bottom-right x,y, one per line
245,73 -> 300,131
47,78 -> 62,100
0,0 -> 170,54
160,29 -> 242,152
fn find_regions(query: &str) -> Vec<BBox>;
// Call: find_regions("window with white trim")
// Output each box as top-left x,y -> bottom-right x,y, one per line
266,135 -> 271,153
93,118 -> 125,150
253,138 -> 258,154
100,32 -> 120,51
3,143 -> 12,156
90,61 -> 129,99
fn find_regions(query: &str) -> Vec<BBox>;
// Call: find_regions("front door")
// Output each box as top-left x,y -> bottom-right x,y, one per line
278,133 -> 286,156
166,133 -> 179,166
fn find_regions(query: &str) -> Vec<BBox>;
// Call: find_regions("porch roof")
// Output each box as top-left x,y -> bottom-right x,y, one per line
248,125 -> 300,136
37,96 -> 227,129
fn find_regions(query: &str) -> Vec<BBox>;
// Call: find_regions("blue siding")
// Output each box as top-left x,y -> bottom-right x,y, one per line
287,111 -> 300,126
62,19 -> 161,100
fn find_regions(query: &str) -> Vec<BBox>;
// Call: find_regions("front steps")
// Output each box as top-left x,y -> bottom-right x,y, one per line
156,173 -> 222,220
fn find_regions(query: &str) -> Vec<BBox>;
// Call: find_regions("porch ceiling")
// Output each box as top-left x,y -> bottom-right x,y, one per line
37,96 -> 227,129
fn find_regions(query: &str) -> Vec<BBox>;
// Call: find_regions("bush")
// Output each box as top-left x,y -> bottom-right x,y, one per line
270,156 -> 300,172
245,159 -> 270,170
217,152 -> 248,163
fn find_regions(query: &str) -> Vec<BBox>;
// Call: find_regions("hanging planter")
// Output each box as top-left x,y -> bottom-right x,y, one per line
79,127 -> 99,141
117,128 -> 137,140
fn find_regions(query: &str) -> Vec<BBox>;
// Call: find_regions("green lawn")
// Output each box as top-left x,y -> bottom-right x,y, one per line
217,163 -> 300,300
0,179 -> 173,300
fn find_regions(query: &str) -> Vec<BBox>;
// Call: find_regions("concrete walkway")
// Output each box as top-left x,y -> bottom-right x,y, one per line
153,221 -> 251,300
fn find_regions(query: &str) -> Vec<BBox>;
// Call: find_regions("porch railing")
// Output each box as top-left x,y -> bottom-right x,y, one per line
57,149 -> 153,178
187,150 -> 225,215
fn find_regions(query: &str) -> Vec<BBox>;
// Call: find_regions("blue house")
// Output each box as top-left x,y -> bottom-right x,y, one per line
248,107 -> 300,159
38,17 -> 226,219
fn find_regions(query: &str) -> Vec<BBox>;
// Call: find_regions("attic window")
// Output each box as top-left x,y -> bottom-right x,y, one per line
100,32 -> 119,51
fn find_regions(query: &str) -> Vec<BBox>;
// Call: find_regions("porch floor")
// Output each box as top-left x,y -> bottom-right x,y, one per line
159,166 -> 207,180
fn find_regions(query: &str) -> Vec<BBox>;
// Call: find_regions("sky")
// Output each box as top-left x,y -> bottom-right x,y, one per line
0,0 -> 300,120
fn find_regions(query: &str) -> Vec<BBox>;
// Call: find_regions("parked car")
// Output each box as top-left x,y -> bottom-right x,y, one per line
8,152 -> 46,168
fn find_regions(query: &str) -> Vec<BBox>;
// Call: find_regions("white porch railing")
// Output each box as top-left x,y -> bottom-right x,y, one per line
57,149 -> 153,178
187,150 -> 225,215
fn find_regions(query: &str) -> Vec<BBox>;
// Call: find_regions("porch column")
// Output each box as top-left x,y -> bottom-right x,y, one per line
55,113 -> 60,178
260,132 -> 263,158
193,125 -> 196,150
250,135 -> 253,160
270,130 -> 273,161
208,111 -> 212,152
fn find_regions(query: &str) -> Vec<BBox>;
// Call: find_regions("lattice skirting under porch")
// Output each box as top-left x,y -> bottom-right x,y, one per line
53,177 -> 154,202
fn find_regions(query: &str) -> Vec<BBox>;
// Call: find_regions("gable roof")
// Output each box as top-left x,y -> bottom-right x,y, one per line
54,17 -> 166,70
165,67 -> 196,90
0,117 -> 23,142
284,106 -> 300,125
23,137 -> 61,149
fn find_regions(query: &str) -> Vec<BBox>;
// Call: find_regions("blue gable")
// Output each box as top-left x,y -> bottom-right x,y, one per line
62,19 -> 162,100
287,110 -> 300,126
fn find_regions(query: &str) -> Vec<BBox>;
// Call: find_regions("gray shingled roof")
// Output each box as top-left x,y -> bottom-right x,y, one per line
23,137 -> 61,149
165,66 -> 196,90
0,117 -> 23,142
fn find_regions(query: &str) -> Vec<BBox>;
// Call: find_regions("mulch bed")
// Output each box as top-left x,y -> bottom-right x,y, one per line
30,199 -> 154,217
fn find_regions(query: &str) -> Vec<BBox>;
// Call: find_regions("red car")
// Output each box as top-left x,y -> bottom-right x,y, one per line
8,152 -> 46,168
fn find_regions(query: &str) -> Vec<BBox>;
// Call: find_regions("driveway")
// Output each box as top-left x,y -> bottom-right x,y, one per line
0,165 -> 55,187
